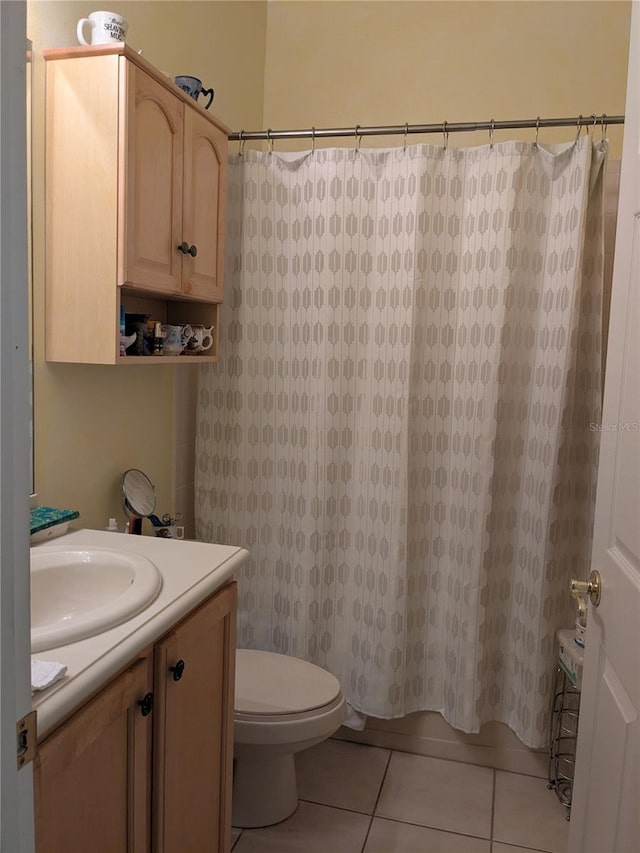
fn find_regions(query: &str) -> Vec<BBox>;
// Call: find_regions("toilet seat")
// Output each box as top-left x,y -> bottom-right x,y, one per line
234,649 -> 346,746
235,649 -> 341,716
235,696 -> 344,724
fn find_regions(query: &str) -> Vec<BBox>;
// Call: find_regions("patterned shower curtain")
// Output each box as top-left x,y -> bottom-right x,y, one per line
196,136 -> 605,748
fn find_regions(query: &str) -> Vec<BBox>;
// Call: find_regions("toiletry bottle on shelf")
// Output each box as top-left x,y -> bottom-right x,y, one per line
105,517 -> 119,532
153,321 -> 164,356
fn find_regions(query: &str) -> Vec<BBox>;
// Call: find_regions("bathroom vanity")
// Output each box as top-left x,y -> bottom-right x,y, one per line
31,530 -> 248,853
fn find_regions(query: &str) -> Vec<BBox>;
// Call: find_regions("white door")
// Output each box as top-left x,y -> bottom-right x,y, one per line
568,5 -> 640,852
0,1 -> 35,850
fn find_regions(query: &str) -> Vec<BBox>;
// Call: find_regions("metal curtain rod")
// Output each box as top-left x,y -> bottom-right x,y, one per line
230,113 -> 624,143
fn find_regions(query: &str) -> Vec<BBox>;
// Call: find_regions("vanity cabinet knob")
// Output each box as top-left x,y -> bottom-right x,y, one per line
177,242 -> 198,257
138,692 -> 153,717
170,659 -> 185,682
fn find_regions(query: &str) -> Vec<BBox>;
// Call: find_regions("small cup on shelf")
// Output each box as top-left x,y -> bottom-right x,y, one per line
161,324 -> 193,356
186,324 -> 214,353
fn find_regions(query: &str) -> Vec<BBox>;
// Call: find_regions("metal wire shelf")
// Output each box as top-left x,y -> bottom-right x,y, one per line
548,664 -> 581,819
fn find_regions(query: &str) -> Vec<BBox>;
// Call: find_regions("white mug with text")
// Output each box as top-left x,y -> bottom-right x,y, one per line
77,11 -> 128,46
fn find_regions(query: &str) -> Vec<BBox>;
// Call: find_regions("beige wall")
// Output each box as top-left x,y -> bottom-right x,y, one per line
28,1 -> 267,133
27,1 -> 267,531
263,1 -> 629,158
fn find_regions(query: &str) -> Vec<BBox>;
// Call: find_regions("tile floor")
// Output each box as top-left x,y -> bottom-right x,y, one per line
232,738 -> 569,853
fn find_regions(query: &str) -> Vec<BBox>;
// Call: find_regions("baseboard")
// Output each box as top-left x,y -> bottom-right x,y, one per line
333,712 -> 548,778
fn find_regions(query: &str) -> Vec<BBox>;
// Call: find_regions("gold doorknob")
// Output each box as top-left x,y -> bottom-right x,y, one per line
570,570 -> 602,607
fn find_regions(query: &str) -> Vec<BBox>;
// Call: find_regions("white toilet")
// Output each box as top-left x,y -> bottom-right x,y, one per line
232,649 -> 346,828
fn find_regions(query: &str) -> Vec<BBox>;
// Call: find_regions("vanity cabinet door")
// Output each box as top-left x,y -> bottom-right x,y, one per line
152,582 -> 237,853
34,656 -> 153,853
121,62 -> 184,294
181,106 -> 227,302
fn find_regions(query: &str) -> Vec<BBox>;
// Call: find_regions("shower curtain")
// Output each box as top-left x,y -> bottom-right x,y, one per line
196,136 -> 605,748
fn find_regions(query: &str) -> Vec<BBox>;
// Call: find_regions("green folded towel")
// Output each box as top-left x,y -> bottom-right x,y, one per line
30,506 -> 80,535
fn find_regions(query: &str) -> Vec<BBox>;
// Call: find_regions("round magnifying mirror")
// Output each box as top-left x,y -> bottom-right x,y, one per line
121,468 -> 156,518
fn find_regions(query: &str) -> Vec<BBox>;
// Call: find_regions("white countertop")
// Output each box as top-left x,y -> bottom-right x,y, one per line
32,529 -> 249,738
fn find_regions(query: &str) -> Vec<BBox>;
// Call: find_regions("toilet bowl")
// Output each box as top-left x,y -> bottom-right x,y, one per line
232,649 -> 346,828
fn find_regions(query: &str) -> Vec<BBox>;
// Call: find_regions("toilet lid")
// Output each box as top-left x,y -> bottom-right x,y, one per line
235,649 -> 342,715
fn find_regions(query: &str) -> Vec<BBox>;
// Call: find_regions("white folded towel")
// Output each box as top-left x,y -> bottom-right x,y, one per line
31,659 -> 67,692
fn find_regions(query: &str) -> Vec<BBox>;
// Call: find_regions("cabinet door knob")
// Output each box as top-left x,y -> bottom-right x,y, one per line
170,659 -> 185,681
177,241 -> 190,254
188,244 -> 198,257
138,692 -> 153,717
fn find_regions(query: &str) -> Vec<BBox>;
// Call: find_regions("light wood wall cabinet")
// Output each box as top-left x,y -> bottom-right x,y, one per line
44,45 -> 229,365
34,582 -> 237,853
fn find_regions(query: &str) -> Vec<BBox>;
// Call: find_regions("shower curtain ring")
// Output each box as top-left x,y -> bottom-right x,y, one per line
590,114 -> 597,136
574,114 -> 583,144
534,117 -> 540,148
403,122 -> 409,152
238,129 -> 245,158
267,128 -> 273,155
601,113 -> 608,143
489,118 -> 495,148
311,126 -> 316,153
355,124 -> 362,152
442,120 -> 449,150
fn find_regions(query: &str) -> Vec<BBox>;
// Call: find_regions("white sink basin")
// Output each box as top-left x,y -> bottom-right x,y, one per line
31,546 -> 162,652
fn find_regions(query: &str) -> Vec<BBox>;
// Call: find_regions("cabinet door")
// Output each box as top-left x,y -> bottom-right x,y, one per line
121,62 -> 184,294
153,582 -> 237,853
34,656 -> 153,853
181,107 -> 227,301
